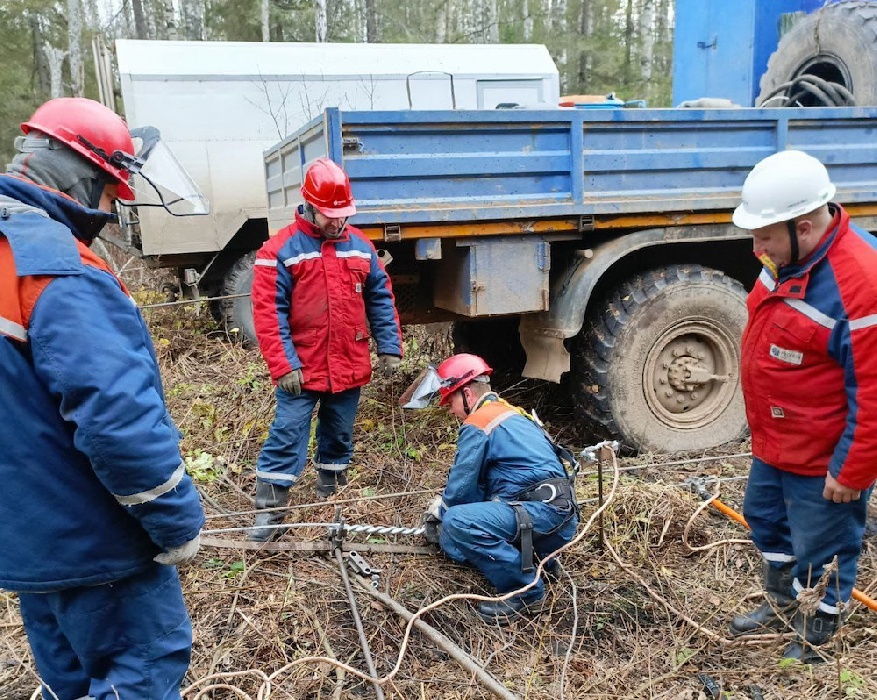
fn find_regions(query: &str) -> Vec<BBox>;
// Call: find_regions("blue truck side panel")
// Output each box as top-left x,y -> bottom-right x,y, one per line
673,0 -> 845,107
265,106 -> 877,231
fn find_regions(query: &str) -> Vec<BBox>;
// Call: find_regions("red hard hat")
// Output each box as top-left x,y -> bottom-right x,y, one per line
436,353 -> 493,405
22,98 -> 136,200
301,158 -> 356,218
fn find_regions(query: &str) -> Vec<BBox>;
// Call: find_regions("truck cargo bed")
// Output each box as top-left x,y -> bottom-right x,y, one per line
265,105 -> 877,235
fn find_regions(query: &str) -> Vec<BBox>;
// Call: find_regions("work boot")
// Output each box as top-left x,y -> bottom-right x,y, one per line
247,481 -> 291,542
783,609 -> 841,664
315,469 -> 348,499
540,556 -> 561,578
729,561 -> 796,636
477,595 -> 544,625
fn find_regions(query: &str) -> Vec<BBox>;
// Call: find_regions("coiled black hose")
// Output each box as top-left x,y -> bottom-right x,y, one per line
758,73 -> 857,107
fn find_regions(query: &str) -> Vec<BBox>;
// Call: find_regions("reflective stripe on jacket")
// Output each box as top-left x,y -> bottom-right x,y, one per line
741,205 -> 877,490
0,180 -> 205,592
439,393 -> 570,516
251,210 -> 402,392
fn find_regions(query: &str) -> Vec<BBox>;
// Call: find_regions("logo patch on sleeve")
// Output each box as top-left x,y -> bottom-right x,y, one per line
771,406 -> 785,418
769,344 -> 803,365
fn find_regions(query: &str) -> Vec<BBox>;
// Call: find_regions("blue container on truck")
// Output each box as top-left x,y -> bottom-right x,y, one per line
264,104 -> 877,453
674,0 -> 870,107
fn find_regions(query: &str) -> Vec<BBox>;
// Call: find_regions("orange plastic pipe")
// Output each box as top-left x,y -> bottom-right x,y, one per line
706,497 -> 877,613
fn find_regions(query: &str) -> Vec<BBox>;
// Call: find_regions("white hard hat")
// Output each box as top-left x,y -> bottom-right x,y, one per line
732,150 -> 836,230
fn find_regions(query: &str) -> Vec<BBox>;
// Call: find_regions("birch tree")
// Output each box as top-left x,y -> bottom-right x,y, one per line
180,0 -> 205,40
261,0 -> 270,41
484,0 -> 498,42
522,0 -> 534,41
640,0 -> 655,84
131,0 -> 148,38
67,0 -> 83,96
315,0 -> 327,41
44,45 -> 67,98
365,0 -> 377,41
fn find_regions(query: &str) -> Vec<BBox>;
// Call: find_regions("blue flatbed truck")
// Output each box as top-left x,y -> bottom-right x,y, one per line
255,0 -> 877,453
262,105 -> 877,453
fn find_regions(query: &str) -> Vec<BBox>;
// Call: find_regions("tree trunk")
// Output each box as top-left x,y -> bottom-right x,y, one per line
437,0 -> 455,42
31,16 -> 51,96
83,0 -> 100,29
44,45 -> 68,98
640,0 -> 655,83
261,0 -> 270,41
67,0 -> 83,96
577,0 -> 593,86
181,0 -> 204,40
485,0 -> 498,42
523,0 -> 534,41
624,0 -> 635,87
153,0 -> 178,40
131,0 -> 148,39
315,0 -> 328,41
365,0 -> 377,42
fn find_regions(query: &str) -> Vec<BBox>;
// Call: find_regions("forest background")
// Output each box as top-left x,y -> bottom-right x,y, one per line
0,0 -> 674,166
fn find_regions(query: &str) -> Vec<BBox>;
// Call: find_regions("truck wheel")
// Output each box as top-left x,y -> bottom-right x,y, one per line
571,265 -> 748,453
757,2 -> 877,106
222,252 -> 257,345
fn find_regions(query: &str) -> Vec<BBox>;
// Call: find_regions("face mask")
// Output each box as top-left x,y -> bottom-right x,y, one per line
757,253 -> 778,277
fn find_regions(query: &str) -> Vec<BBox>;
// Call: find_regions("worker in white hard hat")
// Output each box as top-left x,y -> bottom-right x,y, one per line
729,149 -> 877,662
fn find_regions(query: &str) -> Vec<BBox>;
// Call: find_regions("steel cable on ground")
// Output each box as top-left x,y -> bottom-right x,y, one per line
200,450 -> 754,530
183,445 -> 757,697
334,548 -> 385,700
138,292 -> 251,310
183,443 -> 623,700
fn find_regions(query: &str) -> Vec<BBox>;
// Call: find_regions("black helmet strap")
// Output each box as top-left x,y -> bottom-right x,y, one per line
786,219 -> 799,264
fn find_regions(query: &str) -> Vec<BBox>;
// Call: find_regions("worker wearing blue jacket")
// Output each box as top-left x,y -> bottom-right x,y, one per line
418,353 -> 579,624
0,98 -> 205,699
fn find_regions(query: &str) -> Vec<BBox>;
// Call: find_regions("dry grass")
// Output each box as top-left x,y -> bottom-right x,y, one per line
2,302 -> 876,700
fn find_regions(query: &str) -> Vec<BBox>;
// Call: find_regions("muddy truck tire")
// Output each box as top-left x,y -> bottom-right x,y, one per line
571,265 -> 748,453
758,1 -> 877,107
222,251 -> 257,345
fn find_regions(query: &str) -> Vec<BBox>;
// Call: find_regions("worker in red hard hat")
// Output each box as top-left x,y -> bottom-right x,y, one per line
250,157 -> 402,539
0,97 -> 205,698
406,353 -> 579,624
730,149 -> 877,662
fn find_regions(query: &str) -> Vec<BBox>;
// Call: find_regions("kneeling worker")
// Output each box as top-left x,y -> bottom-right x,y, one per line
405,353 -> 579,623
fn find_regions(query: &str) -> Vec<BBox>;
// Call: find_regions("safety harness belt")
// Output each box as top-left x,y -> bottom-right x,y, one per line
509,502 -> 535,573
509,478 -> 577,573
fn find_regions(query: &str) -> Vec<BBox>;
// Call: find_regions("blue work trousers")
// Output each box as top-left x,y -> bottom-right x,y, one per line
440,500 -> 578,603
18,563 -> 192,700
743,458 -> 872,613
255,386 -> 361,485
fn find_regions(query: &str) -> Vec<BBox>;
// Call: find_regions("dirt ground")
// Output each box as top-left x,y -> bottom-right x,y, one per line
1,304 -> 876,700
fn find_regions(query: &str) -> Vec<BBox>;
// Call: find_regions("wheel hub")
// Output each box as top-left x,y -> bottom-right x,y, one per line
646,325 -> 735,425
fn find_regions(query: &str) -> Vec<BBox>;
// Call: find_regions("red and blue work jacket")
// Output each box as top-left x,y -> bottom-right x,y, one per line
251,210 -> 402,392
438,394 -> 571,516
0,176 -> 204,592
742,205 -> 877,490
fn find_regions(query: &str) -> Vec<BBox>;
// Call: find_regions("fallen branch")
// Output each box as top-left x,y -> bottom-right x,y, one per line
352,576 -> 520,700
